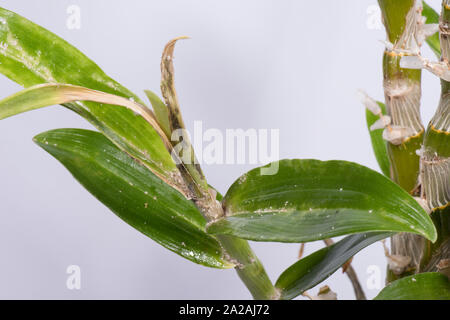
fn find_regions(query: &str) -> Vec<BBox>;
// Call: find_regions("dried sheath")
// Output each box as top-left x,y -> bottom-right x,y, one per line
160,37 -> 221,219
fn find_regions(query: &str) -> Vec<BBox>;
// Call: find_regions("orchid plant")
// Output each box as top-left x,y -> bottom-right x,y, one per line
0,1 -> 448,300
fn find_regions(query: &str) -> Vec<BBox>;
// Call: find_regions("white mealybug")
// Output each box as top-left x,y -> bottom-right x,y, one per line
370,115 -> 391,131
417,23 -> 439,45
382,126 -> 415,145
400,55 -> 424,69
357,90 -> 381,115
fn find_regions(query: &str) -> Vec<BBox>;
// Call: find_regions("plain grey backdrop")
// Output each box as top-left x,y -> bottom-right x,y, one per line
0,0 -> 442,299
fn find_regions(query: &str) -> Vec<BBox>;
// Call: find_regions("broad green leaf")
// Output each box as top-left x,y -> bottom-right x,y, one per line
423,1 -> 441,58
276,232 -> 391,300
207,159 -> 437,242
0,7 -> 179,185
375,272 -> 450,300
366,101 -> 390,177
33,128 -> 233,269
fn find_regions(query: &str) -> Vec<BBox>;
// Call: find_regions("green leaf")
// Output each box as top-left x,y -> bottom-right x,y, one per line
33,128 -> 233,269
375,272 -> 450,300
144,89 -> 171,138
0,7 -> 179,185
276,232 -> 391,300
366,101 -> 390,177
209,184 -> 223,202
207,159 -> 437,242
423,1 -> 441,58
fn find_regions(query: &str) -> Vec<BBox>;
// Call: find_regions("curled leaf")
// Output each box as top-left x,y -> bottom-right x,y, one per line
0,7 -> 184,191
0,83 -> 188,191
160,36 -> 190,133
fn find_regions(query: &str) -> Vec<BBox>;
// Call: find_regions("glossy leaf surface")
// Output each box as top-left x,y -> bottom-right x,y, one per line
208,160 -> 437,242
276,232 -> 391,300
34,128 -> 232,269
375,272 -> 450,300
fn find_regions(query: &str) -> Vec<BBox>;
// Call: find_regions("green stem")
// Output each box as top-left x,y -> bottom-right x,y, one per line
418,0 -> 450,272
378,0 -> 424,193
378,0 -> 426,281
378,0 -> 416,44
218,235 -> 279,299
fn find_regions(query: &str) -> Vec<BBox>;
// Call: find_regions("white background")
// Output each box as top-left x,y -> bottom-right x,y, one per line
0,0 -> 442,299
